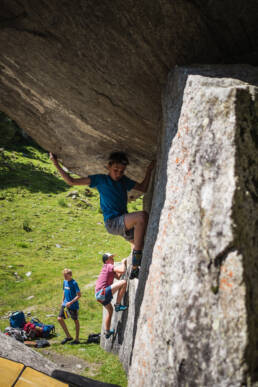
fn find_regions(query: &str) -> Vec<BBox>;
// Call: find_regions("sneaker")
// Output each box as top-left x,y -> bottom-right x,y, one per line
105,329 -> 114,339
69,340 -> 80,345
129,267 -> 139,280
61,337 -> 73,345
115,304 -> 128,312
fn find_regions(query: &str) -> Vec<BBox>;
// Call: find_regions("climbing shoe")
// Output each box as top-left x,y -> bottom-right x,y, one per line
129,267 -> 139,280
115,304 -> 128,312
105,329 -> 114,339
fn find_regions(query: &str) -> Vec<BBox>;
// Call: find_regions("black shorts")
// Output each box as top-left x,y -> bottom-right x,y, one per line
59,305 -> 78,321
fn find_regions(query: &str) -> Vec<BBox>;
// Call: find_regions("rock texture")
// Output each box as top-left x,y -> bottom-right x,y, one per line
0,332 -> 57,375
127,66 -> 258,386
1,1 -> 258,185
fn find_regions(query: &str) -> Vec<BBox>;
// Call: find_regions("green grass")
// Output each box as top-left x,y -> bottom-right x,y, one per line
0,142 -> 143,386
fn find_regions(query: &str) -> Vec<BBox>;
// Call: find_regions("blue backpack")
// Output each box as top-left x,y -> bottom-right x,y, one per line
30,318 -> 55,338
9,311 -> 26,328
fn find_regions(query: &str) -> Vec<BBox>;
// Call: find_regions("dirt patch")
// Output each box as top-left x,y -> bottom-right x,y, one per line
40,349 -> 100,377
40,349 -> 89,373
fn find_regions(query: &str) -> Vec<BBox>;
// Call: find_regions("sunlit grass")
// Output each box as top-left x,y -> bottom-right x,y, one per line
0,143 -> 143,386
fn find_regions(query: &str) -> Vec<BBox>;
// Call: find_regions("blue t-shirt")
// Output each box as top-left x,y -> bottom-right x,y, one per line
62,279 -> 80,310
89,174 -> 136,222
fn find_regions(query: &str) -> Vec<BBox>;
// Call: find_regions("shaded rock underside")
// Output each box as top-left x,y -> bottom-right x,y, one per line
0,1 -> 258,183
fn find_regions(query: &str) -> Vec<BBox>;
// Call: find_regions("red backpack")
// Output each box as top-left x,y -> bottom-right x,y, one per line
23,322 -> 41,339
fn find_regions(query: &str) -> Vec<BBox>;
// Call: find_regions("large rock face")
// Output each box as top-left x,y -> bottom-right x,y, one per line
127,66 -> 258,385
1,1 -> 258,182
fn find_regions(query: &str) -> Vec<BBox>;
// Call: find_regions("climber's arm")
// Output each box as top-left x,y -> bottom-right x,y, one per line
50,153 -> 91,186
134,160 -> 155,193
113,258 -> 127,276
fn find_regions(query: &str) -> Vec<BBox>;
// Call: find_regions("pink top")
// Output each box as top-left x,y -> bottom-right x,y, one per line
95,263 -> 115,292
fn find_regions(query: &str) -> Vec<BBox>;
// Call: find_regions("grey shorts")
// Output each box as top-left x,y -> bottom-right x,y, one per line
105,215 -> 134,242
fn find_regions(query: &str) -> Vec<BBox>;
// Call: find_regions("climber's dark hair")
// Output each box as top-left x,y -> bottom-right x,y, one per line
108,151 -> 129,166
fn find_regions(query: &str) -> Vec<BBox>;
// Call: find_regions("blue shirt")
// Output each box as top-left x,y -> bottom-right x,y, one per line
89,174 -> 136,222
62,279 -> 80,310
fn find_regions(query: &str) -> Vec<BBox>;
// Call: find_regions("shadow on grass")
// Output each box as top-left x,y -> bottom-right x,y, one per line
0,158 -> 69,194
52,369 -> 121,387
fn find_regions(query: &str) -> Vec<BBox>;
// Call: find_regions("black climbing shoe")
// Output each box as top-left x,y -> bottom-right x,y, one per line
129,267 -> 139,280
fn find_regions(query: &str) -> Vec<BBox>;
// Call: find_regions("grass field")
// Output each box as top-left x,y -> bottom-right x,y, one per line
0,140 -> 143,386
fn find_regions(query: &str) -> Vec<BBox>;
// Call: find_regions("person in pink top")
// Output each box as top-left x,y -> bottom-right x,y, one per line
95,252 -> 127,338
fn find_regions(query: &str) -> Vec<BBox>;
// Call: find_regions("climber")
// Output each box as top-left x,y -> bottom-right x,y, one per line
50,151 -> 155,279
95,253 -> 127,339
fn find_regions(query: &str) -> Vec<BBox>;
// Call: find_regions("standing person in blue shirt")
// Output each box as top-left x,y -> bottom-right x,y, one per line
50,151 -> 155,279
58,268 -> 81,344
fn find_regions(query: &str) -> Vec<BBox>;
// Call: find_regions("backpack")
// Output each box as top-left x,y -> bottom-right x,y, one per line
30,318 -> 55,338
87,333 -> 101,344
23,322 -> 39,339
9,311 -> 26,329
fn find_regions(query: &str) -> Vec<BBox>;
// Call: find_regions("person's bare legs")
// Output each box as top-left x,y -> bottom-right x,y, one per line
110,280 -> 126,295
110,280 -> 128,312
111,280 -> 126,304
124,211 -> 148,278
103,281 -> 127,337
74,319 -> 80,341
124,211 -> 148,250
58,317 -> 72,339
104,303 -> 113,332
